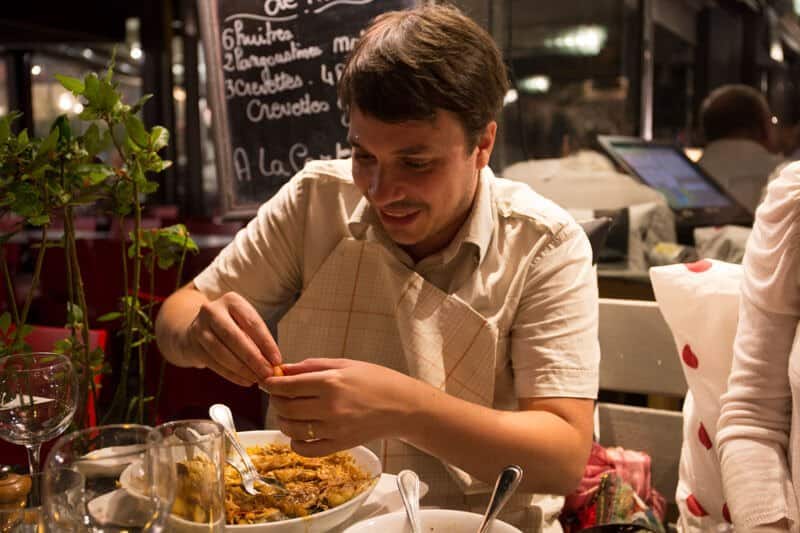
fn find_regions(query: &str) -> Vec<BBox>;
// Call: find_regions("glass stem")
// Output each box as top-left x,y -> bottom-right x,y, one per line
25,443 -> 41,475
25,443 -> 42,506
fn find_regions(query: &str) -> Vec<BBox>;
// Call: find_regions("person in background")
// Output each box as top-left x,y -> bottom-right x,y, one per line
155,5 -> 599,532
778,122 -> 800,161
716,161 -> 800,532
697,84 -> 786,214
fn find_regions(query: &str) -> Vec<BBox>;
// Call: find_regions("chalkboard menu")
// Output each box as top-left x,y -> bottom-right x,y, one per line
198,0 -> 417,218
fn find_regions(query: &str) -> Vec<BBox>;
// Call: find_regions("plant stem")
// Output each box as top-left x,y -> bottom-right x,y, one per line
154,232 -> 190,419
102,119 -> 138,424
0,248 -> 20,327
131,176 -> 143,424
64,213 -> 95,429
15,224 -> 47,347
146,253 -> 155,424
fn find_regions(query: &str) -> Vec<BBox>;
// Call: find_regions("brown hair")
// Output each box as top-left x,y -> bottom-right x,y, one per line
700,84 -> 772,144
337,3 -> 509,150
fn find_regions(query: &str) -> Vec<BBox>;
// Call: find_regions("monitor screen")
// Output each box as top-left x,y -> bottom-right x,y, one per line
609,142 -> 733,209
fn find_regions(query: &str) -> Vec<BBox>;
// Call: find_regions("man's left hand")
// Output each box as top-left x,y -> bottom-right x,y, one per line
264,358 -> 423,456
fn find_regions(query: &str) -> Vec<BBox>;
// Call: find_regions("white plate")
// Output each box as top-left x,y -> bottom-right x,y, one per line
77,444 -> 146,478
121,430 -> 383,533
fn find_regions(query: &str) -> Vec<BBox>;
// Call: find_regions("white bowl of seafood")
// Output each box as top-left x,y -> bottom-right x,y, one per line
122,429 -> 381,532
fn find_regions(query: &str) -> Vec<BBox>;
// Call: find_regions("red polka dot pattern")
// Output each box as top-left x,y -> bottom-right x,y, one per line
698,422 -> 712,450
686,494 -> 708,517
682,344 -> 699,369
722,503 -> 731,523
685,260 -> 712,273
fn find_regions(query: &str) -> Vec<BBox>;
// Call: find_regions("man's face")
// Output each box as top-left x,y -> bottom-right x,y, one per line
348,106 -> 496,261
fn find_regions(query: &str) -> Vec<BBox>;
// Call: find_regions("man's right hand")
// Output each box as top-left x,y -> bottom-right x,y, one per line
179,291 -> 282,387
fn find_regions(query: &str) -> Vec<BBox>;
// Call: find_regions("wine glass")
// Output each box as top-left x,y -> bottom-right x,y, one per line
42,424 -> 176,533
0,353 -> 78,491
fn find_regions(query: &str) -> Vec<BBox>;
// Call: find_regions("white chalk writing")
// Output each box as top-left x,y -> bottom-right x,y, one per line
222,21 -> 293,50
223,42 -> 323,73
320,62 -> 345,87
332,35 -> 358,54
234,142 -> 352,183
245,93 -> 330,122
225,67 -> 303,99
309,0 -> 374,15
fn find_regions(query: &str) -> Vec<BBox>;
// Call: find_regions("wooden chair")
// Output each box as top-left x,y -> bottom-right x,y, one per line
596,297 -> 686,524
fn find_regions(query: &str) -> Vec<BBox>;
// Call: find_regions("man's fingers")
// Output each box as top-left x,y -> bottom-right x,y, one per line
205,359 -> 255,387
279,358 -> 347,376
290,438 -> 340,458
265,370 -> 335,398
268,396 -> 321,420
276,416 -> 326,441
207,309 -> 272,381
196,329 -> 260,386
229,300 -> 282,367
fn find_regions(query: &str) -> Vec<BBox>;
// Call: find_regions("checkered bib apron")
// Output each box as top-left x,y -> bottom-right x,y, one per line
273,238 -> 561,532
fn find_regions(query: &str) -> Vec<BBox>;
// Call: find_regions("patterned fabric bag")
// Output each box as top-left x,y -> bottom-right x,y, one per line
561,443 -> 666,533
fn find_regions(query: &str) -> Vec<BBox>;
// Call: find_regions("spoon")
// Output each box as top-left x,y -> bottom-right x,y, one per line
396,469 -> 422,533
476,465 -> 523,533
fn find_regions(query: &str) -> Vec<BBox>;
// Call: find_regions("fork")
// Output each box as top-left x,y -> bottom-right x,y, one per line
209,403 -> 287,496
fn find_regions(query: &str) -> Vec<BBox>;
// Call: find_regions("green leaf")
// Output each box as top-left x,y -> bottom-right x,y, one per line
0,112 -> 21,143
140,180 -> 159,194
55,74 -> 85,95
17,129 -> 29,145
75,163 -> 115,186
78,108 -> 97,121
130,94 -> 153,115
96,79 -> 120,114
27,214 -> 50,226
154,159 -> 172,172
0,312 -> 11,333
53,115 -> 73,142
38,127 -> 59,156
83,73 -> 100,101
124,115 -> 148,147
97,311 -> 123,322
82,123 -> 106,156
150,126 -> 169,151
66,302 -> 84,324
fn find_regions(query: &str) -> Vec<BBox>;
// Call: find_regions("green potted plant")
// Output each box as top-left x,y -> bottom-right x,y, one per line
0,61 -> 198,427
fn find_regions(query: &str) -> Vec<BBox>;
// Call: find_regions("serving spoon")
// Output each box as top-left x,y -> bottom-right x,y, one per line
208,403 -> 287,496
476,465 -> 523,533
397,469 -> 422,533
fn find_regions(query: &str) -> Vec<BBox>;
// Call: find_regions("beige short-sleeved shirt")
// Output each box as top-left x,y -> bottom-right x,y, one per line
194,159 -> 599,407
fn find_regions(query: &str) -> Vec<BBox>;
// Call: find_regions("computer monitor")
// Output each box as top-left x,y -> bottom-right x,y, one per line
597,136 -> 752,229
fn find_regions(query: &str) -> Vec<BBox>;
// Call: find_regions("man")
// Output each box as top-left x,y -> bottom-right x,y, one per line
697,84 -> 785,214
155,5 -> 599,531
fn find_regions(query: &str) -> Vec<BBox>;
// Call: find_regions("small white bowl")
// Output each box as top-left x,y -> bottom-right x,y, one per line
343,509 -> 522,533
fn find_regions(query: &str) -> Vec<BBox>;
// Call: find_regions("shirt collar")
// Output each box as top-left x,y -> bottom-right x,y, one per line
347,166 -> 494,266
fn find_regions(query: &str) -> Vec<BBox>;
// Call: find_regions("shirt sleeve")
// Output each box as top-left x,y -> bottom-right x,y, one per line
510,222 -> 600,399
193,175 -> 307,319
717,162 -> 800,530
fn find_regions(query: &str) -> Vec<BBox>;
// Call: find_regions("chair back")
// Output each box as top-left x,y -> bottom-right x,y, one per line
23,325 -> 108,427
23,325 -> 107,353
597,298 -> 685,515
